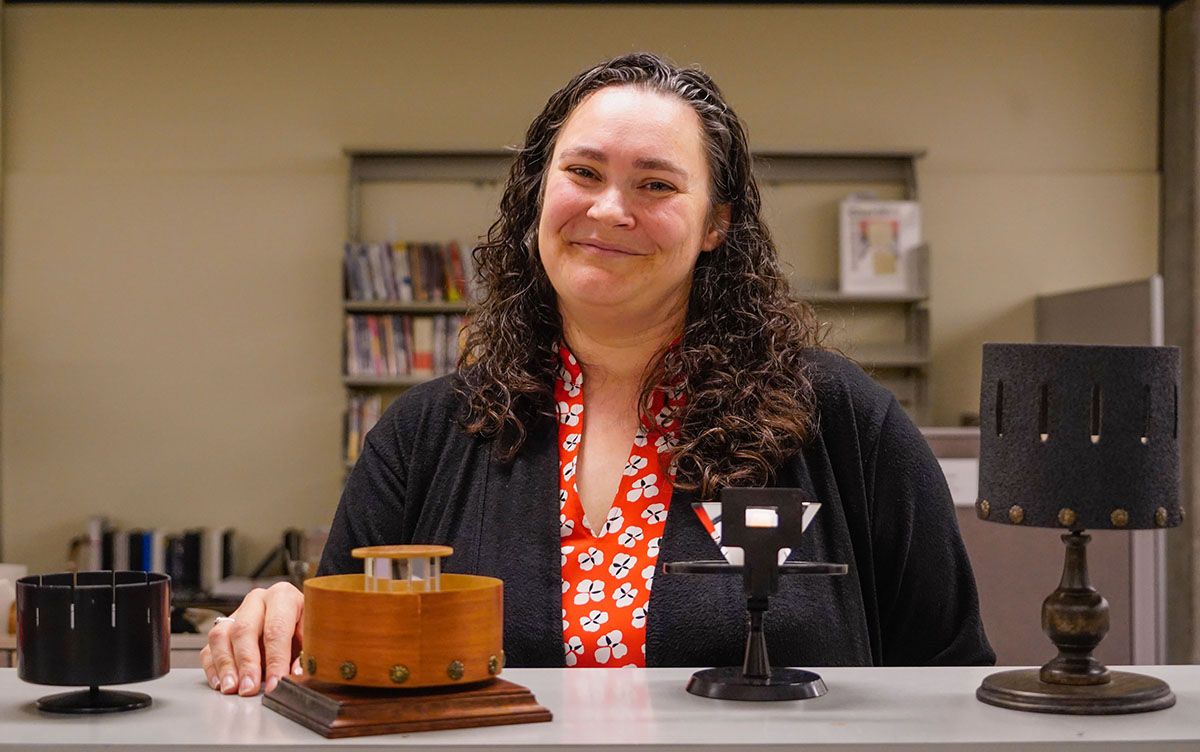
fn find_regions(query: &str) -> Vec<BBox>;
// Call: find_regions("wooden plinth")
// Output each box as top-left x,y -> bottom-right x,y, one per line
977,669 -> 1176,715
262,675 -> 552,738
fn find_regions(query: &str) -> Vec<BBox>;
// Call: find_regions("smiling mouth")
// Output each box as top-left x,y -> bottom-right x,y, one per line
574,241 -> 643,256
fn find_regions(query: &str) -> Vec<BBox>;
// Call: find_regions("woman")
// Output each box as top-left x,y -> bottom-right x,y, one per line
202,52 -> 993,696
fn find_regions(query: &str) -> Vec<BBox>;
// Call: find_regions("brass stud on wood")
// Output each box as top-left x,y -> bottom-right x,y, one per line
977,499 -> 991,519
1008,505 -> 1024,524
389,664 -> 410,684
488,655 -> 500,675
340,661 -> 357,680
1156,507 -> 1168,527
500,650 -> 506,668
447,660 -> 465,680
1111,509 -> 1129,528
1057,508 -> 1076,528
305,656 -> 317,675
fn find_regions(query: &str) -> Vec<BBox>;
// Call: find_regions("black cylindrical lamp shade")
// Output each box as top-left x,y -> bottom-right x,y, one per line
977,343 -> 1182,530
17,571 -> 170,687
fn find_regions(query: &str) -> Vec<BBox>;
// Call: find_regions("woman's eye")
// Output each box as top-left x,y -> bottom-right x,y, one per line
643,180 -> 676,193
568,166 -> 599,180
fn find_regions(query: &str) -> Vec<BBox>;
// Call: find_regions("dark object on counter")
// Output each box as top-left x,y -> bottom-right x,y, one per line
974,343 -> 1181,714
16,570 -> 170,713
663,487 -> 847,701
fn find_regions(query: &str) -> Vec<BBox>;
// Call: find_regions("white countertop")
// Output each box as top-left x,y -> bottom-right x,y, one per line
0,665 -> 1197,751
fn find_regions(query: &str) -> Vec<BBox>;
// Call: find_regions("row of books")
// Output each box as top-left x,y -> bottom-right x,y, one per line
345,393 -> 382,464
76,517 -> 235,595
343,241 -> 477,303
344,313 -> 464,378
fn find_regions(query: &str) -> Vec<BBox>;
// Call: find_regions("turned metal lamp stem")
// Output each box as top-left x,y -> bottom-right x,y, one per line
1040,532 -> 1110,686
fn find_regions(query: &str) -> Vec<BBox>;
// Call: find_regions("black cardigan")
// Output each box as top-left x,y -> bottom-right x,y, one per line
318,349 -> 994,668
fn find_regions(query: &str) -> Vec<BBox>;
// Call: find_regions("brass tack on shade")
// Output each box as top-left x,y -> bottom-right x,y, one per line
1008,505 -> 1024,525
488,655 -> 501,675
1111,509 -> 1129,528
977,499 -> 991,519
389,664 -> 410,684
500,650 -> 506,668
1156,507 -> 1168,527
1057,508 -> 1076,528
339,661 -> 357,680
448,660 -> 465,680
305,656 -> 317,675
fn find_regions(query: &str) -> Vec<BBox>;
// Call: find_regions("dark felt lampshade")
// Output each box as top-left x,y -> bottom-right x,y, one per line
976,343 -> 1182,531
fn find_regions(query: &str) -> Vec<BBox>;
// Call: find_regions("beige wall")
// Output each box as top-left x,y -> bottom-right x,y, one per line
1,5 -> 1159,573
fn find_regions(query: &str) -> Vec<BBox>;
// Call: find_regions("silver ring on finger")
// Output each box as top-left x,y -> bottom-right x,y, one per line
213,616 -> 236,626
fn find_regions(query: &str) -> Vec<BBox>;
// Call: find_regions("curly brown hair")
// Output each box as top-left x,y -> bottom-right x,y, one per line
456,52 -> 825,500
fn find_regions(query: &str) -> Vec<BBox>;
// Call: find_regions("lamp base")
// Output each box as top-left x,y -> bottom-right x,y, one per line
977,669 -> 1175,715
36,687 -> 152,714
686,666 -> 827,701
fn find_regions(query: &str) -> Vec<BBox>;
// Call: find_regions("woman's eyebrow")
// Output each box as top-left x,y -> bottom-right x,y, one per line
559,146 -> 689,180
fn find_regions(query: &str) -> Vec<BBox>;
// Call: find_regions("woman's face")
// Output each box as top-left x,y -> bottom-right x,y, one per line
537,85 -> 726,326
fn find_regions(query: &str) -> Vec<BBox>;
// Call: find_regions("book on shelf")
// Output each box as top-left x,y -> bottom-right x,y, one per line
70,522 -> 236,596
343,241 -> 475,303
345,392 -> 383,463
344,313 -> 464,379
838,196 -> 922,295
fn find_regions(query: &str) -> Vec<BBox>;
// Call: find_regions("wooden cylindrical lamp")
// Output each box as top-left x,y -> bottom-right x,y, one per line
300,545 -> 504,688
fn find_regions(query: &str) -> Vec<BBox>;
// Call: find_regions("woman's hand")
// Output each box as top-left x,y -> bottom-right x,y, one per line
200,582 -> 304,696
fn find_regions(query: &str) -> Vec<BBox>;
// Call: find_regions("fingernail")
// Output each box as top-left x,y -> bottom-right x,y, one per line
264,676 -> 278,693
208,673 -> 220,690
221,674 -> 236,693
239,675 -> 255,695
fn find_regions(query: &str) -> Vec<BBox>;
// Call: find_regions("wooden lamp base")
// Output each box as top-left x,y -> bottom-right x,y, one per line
263,676 -> 552,738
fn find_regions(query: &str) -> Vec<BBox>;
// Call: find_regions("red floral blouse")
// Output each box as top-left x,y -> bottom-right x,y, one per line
556,345 -> 718,667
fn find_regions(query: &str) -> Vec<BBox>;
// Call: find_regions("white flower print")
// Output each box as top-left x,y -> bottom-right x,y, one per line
632,606 -> 648,628
623,455 -> 648,476
559,367 -> 582,398
564,636 -> 584,666
562,608 -> 569,631
632,426 -> 649,447
618,526 -> 644,548
600,507 -> 625,536
581,609 -> 609,632
641,564 -> 657,590
627,475 -> 660,502
655,433 -> 678,453
608,552 -> 636,579
646,536 -> 661,557
563,433 -> 581,452
559,488 -> 568,510
561,544 -> 575,567
640,501 -> 667,523
563,457 -> 577,481
578,547 -> 603,571
560,514 -> 574,538
574,578 -> 604,605
595,630 -> 628,664
557,401 -> 583,426
562,579 -> 569,594
613,582 -> 638,607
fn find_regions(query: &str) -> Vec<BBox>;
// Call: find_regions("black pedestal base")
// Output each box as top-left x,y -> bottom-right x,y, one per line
977,669 -> 1175,715
36,687 -> 152,714
686,666 -> 827,701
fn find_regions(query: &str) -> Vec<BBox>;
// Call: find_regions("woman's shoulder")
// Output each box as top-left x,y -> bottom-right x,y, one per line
374,373 -> 464,438
799,347 -> 902,436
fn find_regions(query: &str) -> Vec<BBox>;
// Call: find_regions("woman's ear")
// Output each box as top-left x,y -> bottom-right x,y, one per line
702,204 -> 732,252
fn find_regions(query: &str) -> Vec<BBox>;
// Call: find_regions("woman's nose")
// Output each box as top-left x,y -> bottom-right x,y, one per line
586,186 -> 635,227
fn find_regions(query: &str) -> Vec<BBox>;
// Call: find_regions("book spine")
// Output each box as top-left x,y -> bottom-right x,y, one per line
411,316 -> 435,375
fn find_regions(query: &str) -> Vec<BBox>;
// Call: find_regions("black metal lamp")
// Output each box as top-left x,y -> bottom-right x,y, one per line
974,343 -> 1182,714
17,571 -> 170,713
